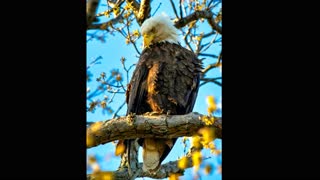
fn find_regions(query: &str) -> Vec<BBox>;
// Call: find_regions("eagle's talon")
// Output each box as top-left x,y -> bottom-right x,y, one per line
145,111 -> 162,116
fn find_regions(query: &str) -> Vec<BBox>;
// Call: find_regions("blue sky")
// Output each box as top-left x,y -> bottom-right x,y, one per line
87,1 -> 221,179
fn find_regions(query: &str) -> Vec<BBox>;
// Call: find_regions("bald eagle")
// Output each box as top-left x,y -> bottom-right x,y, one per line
121,14 -> 202,174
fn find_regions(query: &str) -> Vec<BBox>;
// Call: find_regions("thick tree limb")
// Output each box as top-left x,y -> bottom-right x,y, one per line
174,10 -> 222,34
87,154 -> 201,179
137,0 -> 151,25
125,0 -> 151,26
87,112 -> 222,148
87,0 -> 100,28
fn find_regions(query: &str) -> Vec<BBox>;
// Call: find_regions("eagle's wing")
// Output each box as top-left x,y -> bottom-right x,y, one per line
126,59 -> 150,114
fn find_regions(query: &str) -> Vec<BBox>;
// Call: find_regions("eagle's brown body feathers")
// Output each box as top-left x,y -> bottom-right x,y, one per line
124,42 -> 202,173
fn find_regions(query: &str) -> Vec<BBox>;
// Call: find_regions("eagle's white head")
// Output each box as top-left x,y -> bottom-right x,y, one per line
141,13 -> 179,48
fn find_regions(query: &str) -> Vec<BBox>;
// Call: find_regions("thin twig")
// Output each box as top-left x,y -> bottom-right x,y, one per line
125,18 -> 141,55
182,27 -> 193,52
200,33 -> 219,53
200,77 -> 222,87
152,2 -> 162,16
112,101 -> 126,118
170,0 -> 179,19
179,0 -> 183,18
87,10 -> 125,30
198,53 -> 218,58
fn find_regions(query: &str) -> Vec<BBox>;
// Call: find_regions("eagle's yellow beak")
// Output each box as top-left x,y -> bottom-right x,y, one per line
143,33 -> 155,48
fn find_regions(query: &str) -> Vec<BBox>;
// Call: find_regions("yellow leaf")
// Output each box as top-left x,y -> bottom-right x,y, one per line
91,162 -> 100,173
202,116 -> 215,125
133,29 -> 140,37
100,101 -> 107,109
206,96 -> 217,114
123,12 -> 131,19
208,142 -> 216,150
192,151 -> 202,171
169,173 -> 180,180
199,127 -> 215,145
113,7 -> 120,17
104,11 -> 110,18
124,1 -> 134,10
125,38 -> 130,44
100,172 -> 113,180
88,155 -> 96,164
191,135 -> 202,149
178,156 -> 188,169
115,142 -> 125,156
87,133 -> 94,147
188,20 -> 196,28
116,74 -> 122,81
90,122 -> 103,133
204,165 -> 212,175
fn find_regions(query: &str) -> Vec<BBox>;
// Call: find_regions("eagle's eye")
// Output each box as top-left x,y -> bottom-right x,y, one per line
150,27 -> 156,33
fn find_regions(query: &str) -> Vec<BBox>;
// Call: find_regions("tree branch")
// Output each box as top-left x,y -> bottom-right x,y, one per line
87,153 -> 207,179
125,0 -> 151,26
169,0 -> 179,19
126,0 -> 140,18
87,0 -> 100,28
174,10 -> 222,34
200,77 -> 222,87
87,112 -> 222,148
137,0 -> 151,25
87,11 -> 125,30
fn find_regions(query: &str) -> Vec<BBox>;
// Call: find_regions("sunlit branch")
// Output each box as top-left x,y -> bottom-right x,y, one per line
194,33 -> 204,56
87,112 -> 222,148
95,0 -> 125,17
126,0 -> 140,22
137,0 -> 151,25
174,10 -> 222,34
87,152 -> 213,179
217,50 -> 222,64
202,62 -> 221,76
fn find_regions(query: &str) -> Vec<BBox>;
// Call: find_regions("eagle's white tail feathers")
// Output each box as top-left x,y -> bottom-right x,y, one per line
142,138 -> 166,173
